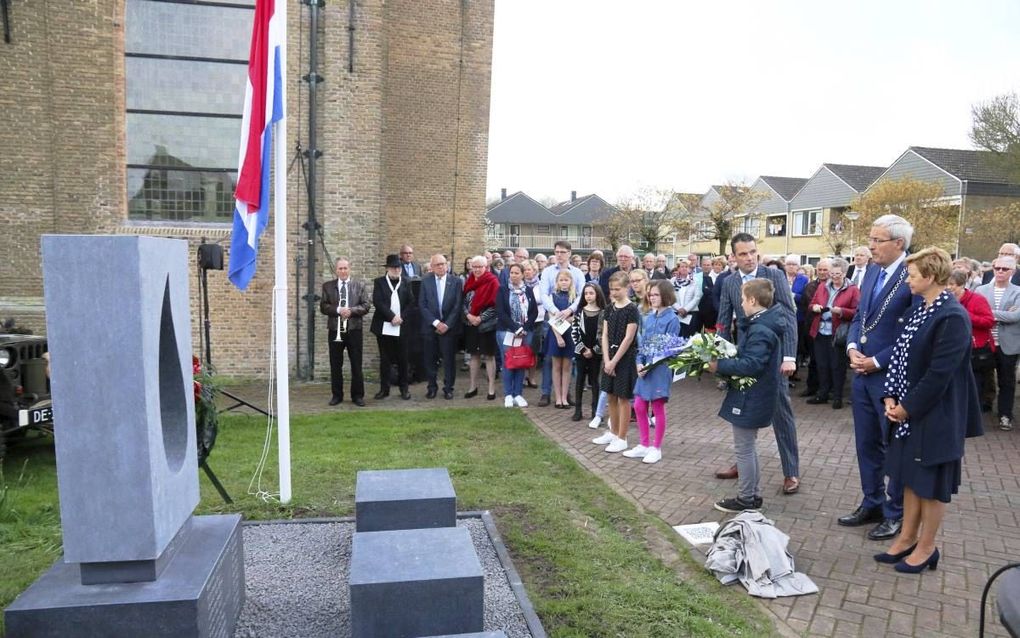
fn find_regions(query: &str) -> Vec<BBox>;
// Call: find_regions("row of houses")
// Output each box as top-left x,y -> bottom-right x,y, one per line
486,146 -> 1020,263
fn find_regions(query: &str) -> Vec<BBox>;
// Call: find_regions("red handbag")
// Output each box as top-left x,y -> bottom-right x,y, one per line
504,344 -> 536,370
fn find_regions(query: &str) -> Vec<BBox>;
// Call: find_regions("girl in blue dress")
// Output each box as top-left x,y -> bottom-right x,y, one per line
546,270 -> 577,408
624,280 -> 680,464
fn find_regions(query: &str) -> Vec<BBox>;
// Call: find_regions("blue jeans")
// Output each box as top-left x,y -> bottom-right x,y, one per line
497,330 -> 531,397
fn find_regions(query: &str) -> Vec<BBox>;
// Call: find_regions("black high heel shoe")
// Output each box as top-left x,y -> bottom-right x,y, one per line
464,388 -> 478,398
486,392 -> 496,400
873,543 -> 917,564
894,548 -> 940,573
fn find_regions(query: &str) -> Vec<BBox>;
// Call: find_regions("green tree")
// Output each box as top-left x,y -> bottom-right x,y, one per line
850,177 -> 959,252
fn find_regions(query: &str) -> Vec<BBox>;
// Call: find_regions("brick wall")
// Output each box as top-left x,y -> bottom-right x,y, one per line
0,0 -> 493,380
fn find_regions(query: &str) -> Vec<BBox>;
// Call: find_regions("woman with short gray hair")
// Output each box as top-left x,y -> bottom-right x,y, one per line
807,257 -> 860,409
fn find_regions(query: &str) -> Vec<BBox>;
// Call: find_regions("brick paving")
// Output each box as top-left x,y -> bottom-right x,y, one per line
225,376 -> 1019,636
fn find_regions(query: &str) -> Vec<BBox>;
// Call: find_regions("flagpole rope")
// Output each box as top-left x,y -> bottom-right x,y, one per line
247,292 -> 280,503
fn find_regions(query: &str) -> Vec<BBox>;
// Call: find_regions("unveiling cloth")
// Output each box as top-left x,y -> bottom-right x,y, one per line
704,511 -> 818,598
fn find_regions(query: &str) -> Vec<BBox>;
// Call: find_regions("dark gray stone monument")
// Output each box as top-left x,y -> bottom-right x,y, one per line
355,467 -> 456,532
4,235 -> 245,637
349,526 -> 484,638
424,633 -> 507,638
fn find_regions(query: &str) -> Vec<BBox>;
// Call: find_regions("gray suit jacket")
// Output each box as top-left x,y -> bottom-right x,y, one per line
717,266 -> 798,359
977,282 -> 1020,355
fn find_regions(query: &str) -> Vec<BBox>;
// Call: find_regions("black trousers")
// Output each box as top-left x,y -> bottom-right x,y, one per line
376,334 -> 409,392
813,333 -> 848,401
328,328 -> 364,401
994,350 -> 1018,419
423,331 -> 458,393
574,352 -> 600,415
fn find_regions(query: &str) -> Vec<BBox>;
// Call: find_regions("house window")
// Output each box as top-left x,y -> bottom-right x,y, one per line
536,225 -> 550,234
560,226 -> 569,238
792,210 -> 822,236
125,0 -> 255,223
736,216 -> 760,238
766,215 -> 786,237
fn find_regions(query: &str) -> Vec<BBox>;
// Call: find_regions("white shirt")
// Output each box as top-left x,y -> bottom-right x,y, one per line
540,263 -> 586,315
432,275 -> 446,327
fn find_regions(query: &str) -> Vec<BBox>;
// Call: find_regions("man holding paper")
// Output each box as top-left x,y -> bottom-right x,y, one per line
371,254 -> 415,401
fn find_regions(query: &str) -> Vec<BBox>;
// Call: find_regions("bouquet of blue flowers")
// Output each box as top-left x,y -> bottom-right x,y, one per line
638,334 -> 689,369
665,333 -> 757,390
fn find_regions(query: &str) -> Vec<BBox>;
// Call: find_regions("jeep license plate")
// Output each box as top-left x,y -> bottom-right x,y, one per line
18,406 -> 53,427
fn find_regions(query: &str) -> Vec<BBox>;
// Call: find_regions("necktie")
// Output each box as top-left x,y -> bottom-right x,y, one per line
871,269 -> 887,303
743,273 -> 754,284
437,277 -> 444,307
340,280 -> 348,307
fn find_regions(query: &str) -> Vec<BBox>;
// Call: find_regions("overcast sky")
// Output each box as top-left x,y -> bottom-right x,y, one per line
485,0 -> 1020,205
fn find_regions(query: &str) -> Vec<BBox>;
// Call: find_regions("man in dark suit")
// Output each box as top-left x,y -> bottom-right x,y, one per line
320,258 -> 371,406
371,254 -> 416,400
980,243 -> 1020,285
713,255 -> 737,318
840,214 -> 918,541
399,244 -> 426,383
846,246 -> 871,288
419,253 -> 463,400
599,244 -> 636,297
716,233 -> 802,494
641,253 -> 669,280
398,244 -> 423,279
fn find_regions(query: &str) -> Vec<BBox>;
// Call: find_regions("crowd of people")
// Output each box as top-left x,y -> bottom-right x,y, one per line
321,226 -> 1019,573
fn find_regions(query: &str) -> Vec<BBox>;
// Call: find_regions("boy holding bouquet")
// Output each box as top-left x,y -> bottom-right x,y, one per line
710,279 -> 786,513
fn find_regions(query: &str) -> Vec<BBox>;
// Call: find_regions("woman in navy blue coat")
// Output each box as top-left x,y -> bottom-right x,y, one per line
876,248 -> 983,574
495,263 -> 539,407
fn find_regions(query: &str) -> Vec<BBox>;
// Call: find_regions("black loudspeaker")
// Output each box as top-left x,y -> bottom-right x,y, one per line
198,243 -> 224,270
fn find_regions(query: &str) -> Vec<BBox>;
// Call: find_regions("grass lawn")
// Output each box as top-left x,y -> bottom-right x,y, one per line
0,407 -> 775,637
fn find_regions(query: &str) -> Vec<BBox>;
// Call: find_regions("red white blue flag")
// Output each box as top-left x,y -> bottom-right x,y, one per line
228,0 -> 285,290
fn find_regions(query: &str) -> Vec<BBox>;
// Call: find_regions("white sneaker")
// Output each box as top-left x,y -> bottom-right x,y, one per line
588,415 -> 602,429
504,395 -> 514,408
605,437 -> 628,453
592,431 -> 615,445
513,395 -> 528,407
643,447 -> 662,464
622,445 -> 649,458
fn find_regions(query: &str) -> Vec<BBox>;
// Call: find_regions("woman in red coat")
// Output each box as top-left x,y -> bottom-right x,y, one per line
947,269 -> 995,407
462,255 -> 500,399
807,258 -> 860,409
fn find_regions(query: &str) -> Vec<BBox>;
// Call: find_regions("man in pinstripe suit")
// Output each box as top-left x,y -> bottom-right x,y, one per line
716,233 -> 802,494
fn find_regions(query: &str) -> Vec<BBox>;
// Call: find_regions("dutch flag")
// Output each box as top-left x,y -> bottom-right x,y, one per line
228,0 -> 285,291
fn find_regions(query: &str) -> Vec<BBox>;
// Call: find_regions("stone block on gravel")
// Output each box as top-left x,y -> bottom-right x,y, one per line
355,467 -> 456,532
349,526 -> 483,638
422,632 -> 507,637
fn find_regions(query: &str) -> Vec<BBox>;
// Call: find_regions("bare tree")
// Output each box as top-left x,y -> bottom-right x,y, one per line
698,182 -> 767,255
970,92 -> 1020,182
613,187 -> 691,254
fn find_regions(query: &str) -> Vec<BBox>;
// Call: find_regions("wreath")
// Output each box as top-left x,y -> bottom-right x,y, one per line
192,356 -> 220,465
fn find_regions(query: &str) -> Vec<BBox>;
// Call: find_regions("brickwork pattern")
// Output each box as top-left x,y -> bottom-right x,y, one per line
0,0 -> 493,379
525,378 -> 1019,637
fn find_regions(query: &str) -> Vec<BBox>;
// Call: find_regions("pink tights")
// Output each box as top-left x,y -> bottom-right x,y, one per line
634,396 -> 666,448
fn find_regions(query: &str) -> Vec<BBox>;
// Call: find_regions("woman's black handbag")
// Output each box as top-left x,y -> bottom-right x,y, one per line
833,321 -> 850,350
478,307 -> 498,333
972,344 -> 995,371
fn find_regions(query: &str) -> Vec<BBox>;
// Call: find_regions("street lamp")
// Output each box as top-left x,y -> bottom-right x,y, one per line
844,210 -> 860,254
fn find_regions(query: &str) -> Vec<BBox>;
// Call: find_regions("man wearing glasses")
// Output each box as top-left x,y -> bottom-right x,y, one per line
981,243 -> 1020,286
840,215 -> 918,541
977,256 -> 1020,431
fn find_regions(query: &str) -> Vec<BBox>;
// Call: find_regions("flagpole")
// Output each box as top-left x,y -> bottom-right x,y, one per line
273,0 -> 292,504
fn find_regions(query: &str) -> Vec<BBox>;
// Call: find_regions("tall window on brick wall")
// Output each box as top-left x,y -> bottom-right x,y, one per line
125,0 -> 254,223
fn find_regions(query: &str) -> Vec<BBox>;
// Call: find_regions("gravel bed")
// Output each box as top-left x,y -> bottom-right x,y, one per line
234,518 -> 533,637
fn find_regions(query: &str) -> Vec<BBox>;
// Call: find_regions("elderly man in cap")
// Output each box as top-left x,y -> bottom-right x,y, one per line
371,254 -> 416,401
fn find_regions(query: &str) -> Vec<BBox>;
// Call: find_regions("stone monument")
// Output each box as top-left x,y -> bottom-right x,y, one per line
4,235 -> 245,637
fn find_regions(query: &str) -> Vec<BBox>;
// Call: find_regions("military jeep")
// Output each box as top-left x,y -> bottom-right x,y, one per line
0,333 -> 52,460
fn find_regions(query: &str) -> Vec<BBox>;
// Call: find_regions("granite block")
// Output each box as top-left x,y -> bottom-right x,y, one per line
40,235 -> 198,566
998,567 -> 1020,636
350,526 -> 483,638
4,514 -> 244,638
423,633 -> 507,638
355,468 -> 456,532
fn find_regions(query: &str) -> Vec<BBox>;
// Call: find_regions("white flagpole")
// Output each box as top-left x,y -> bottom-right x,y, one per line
273,0 -> 292,504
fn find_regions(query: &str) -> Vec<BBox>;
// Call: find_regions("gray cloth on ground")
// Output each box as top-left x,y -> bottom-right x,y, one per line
704,511 -> 818,598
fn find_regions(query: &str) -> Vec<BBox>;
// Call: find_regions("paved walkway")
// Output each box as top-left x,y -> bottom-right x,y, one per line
224,376 -> 1019,636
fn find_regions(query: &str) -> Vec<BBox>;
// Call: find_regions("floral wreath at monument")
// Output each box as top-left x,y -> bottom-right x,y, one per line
192,355 -> 220,465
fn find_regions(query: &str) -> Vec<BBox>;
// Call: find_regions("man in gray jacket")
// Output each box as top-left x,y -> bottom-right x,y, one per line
716,233 -> 801,494
977,256 -> 1020,431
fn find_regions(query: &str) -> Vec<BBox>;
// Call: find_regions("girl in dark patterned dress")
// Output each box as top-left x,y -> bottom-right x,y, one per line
592,271 -> 640,453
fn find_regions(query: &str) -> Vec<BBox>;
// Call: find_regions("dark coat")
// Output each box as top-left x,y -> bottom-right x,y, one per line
717,265 -> 798,359
712,269 -> 734,317
887,296 -> 983,468
847,262 -> 918,368
495,284 -> 539,333
418,273 -> 464,335
370,275 -> 416,338
698,272 -> 716,324
716,303 -> 785,429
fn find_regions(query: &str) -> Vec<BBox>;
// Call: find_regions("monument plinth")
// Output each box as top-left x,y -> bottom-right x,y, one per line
4,235 -> 245,637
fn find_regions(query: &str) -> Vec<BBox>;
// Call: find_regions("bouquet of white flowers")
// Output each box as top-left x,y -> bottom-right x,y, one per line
665,333 -> 757,391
